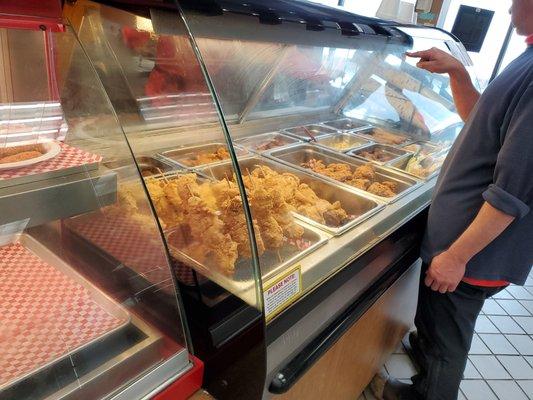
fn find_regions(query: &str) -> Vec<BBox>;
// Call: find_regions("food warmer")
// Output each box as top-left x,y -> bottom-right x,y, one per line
0,4 -> 199,400
5,0 -> 472,399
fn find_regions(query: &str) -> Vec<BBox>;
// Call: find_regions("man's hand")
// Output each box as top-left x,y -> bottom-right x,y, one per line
425,250 -> 466,293
406,47 -> 479,121
406,47 -> 465,76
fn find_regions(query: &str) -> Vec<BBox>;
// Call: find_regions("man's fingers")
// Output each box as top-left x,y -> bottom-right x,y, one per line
438,284 -> 448,294
431,281 -> 440,292
424,273 -> 434,287
416,61 -> 438,72
406,49 -> 432,58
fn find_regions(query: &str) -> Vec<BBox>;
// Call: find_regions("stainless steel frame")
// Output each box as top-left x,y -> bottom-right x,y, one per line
283,125 -> 337,141
321,118 -> 373,133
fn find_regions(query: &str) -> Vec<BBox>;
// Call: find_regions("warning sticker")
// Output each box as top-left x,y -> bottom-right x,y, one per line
263,266 -> 302,321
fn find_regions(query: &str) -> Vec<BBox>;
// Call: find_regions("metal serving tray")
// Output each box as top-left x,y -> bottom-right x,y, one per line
347,143 -> 413,166
354,128 -> 412,146
235,132 -> 301,153
402,141 -> 443,156
0,234 -> 130,391
314,133 -> 372,153
265,144 -> 420,203
166,220 -> 329,288
283,124 -> 337,141
388,151 -> 447,181
321,118 -> 373,133
157,142 -> 248,169
199,157 -> 384,236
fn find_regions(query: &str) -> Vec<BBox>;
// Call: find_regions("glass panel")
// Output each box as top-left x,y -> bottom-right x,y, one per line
441,0 -> 513,90
179,2 -> 464,319
0,26 -> 189,399
74,4 -> 263,310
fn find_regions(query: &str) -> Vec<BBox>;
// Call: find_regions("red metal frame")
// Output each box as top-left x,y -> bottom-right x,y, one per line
152,355 -> 204,400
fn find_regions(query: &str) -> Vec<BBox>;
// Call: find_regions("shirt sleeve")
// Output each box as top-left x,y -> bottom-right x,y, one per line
482,85 -> 533,219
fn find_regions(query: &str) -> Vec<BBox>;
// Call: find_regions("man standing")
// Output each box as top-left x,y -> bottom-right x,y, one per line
372,1 -> 533,399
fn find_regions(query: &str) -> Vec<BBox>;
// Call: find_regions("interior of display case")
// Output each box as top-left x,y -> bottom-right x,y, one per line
0,19 -> 191,400
68,1 -> 467,324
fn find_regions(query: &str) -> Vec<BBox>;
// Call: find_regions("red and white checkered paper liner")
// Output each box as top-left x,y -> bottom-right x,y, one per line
0,142 -> 102,181
0,243 -> 127,388
65,212 -> 196,289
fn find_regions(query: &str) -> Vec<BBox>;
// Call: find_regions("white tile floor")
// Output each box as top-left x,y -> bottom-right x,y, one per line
359,278 -> 533,400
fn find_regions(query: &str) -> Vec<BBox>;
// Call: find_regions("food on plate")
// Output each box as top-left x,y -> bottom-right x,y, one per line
301,159 -> 397,198
181,147 -> 230,167
0,144 -> 44,164
359,128 -> 408,145
358,148 -> 397,163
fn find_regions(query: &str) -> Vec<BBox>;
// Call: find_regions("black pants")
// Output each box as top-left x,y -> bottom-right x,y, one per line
403,264 -> 505,400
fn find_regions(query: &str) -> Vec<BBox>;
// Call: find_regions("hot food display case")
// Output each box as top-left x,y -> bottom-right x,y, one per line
1,1 -> 473,399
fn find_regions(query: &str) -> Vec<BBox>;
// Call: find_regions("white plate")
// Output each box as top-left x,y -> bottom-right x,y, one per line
0,141 -> 61,170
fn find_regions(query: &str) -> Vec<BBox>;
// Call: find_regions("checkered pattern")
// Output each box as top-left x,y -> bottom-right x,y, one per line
0,143 -> 102,181
0,243 -> 126,388
65,212 -> 195,288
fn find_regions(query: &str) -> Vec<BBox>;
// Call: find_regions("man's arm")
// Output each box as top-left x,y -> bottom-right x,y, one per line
406,48 -> 480,122
425,202 -> 515,293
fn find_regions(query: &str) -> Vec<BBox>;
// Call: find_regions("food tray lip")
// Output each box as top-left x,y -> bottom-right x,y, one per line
313,132 -> 374,153
156,142 -> 249,169
321,117 -> 374,133
351,128 -> 416,147
197,156 -> 385,236
234,132 -> 301,153
346,143 -> 414,166
264,143 -> 422,204
0,234 -> 130,391
282,124 -> 337,141
165,219 -> 329,291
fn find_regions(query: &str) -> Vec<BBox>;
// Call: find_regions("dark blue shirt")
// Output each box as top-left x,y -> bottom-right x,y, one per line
421,46 -> 533,285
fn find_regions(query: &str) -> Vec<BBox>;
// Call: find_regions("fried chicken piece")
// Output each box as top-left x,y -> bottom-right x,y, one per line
350,178 -> 371,191
0,150 -> 43,163
382,181 -> 398,193
220,195 -> 265,258
187,195 -> 238,274
367,182 -> 396,198
302,159 -> 354,182
353,164 -> 376,180
294,183 -> 348,227
186,147 -> 230,166
249,187 -> 284,249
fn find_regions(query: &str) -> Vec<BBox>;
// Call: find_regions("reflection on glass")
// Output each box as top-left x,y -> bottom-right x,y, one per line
0,24 -> 188,399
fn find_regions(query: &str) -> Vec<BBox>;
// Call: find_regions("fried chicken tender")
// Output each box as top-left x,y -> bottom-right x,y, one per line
351,178 -> 371,191
294,183 -> 348,226
382,181 -> 398,193
185,146 -> 230,166
353,165 -> 376,180
302,159 -> 354,182
187,195 -> 238,275
0,150 -> 42,163
367,182 -> 396,198
220,195 -> 265,258
248,187 -> 284,249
